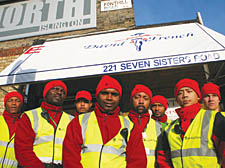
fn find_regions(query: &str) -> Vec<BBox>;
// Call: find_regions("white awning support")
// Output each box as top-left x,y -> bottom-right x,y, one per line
197,12 -> 211,81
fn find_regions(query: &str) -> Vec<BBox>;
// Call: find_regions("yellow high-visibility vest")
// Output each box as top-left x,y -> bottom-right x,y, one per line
0,115 -> 17,168
26,107 -> 74,164
142,118 -> 161,168
79,112 -> 133,168
166,109 -> 220,168
160,118 -> 172,132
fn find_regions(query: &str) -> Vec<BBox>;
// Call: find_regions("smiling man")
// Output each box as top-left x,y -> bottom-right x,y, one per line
0,91 -> 23,168
201,82 -> 221,111
15,80 -> 74,168
158,78 -> 225,168
63,75 -> 142,168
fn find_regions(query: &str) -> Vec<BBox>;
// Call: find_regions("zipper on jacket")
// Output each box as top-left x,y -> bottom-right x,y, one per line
52,129 -> 56,164
180,139 -> 184,168
138,115 -> 141,125
2,137 -> 14,168
104,114 -> 107,121
99,144 -> 104,168
50,112 -> 62,164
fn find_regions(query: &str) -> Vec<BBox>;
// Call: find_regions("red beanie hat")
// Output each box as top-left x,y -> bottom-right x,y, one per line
4,91 -> 23,106
130,84 -> 152,99
43,80 -> 67,98
174,78 -> 201,99
201,82 -> 221,100
96,75 -> 122,97
75,90 -> 92,101
151,95 -> 167,110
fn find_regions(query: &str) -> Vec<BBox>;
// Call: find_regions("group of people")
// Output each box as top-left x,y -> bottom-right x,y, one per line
0,75 -> 224,168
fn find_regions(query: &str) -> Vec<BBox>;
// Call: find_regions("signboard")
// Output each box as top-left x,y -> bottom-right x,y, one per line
101,0 -> 132,11
0,23 -> 225,86
166,98 -> 179,121
0,0 -> 96,42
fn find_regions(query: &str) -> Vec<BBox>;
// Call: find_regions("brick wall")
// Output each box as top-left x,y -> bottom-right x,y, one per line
0,0 -> 135,113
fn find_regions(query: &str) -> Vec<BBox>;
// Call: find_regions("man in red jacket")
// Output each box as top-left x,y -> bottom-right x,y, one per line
74,90 -> 93,115
128,84 -> 173,167
63,75 -> 144,168
150,95 -> 171,128
158,78 -> 225,167
15,80 -> 73,168
0,91 -> 23,167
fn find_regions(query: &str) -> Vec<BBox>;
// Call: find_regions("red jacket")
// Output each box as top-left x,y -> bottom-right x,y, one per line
128,110 -> 150,168
63,104 -> 145,168
3,110 -> 20,138
15,102 -> 63,168
157,103 -> 225,167
129,110 -> 173,168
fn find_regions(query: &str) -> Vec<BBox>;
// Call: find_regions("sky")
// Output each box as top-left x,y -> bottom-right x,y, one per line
133,0 -> 225,36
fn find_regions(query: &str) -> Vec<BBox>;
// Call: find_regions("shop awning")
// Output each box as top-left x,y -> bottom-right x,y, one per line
0,22 -> 225,86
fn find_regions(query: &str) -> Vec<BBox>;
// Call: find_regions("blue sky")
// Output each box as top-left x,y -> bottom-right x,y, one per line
133,0 -> 225,35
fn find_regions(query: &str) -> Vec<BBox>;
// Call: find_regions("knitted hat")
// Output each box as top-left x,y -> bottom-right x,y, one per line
150,95 -> 167,110
75,90 -> 92,101
201,82 -> 221,100
174,78 -> 201,99
96,75 -> 122,97
43,80 -> 67,98
130,84 -> 152,99
4,91 -> 23,105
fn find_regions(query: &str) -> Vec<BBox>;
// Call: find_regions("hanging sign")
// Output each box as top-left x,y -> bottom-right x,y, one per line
101,0 -> 132,11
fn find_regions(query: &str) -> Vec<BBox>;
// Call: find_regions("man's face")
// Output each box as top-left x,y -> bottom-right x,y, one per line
45,86 -> 65,106
176,87 -> 199,108
75,98 -> 92,113
97,88 -> 120,112
132,92 -> 150,114
151,103 -> 166,118
202,93 -> 220,111
5,97 -> 22,114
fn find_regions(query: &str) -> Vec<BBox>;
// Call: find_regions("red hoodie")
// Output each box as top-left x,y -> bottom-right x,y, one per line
129,110 -> 173,168
127,110 -> 150,168
15,102 -> 63,168
63,104 -> 144,168
3,110 -> 21,138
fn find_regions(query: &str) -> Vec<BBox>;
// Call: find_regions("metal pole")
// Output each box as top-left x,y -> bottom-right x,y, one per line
197,12 -> 210,81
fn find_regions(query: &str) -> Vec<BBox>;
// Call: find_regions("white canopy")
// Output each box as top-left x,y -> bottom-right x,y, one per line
0,22 -> 225,86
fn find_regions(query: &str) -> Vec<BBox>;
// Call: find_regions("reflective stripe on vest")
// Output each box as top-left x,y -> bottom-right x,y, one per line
81,113 -> 130,155
34,136 -> 63,145
143,118 -> 161,168
0,158 -> 18,168
0,141 -> 14,149
79,112 -> 133,168
167,109 -> 220,167
37,157 -> 61,164
82,144 -> 126,156
144,119 -> 161,156
26,108 -> 73,164
0,115 -> 18,168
